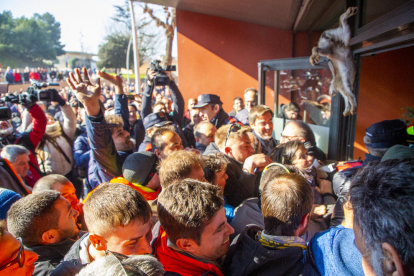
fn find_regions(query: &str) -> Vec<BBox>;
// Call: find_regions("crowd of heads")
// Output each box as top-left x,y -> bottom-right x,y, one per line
0,65 -> 413,276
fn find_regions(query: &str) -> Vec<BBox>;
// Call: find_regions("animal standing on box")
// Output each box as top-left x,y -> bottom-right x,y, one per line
310,7 -> 358,116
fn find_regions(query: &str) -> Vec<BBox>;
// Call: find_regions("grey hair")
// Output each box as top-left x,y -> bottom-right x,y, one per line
77,254 -> 165,276
1,145 -> 30,163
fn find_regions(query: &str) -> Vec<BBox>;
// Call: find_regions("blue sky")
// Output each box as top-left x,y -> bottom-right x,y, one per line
0,0 -> 176,57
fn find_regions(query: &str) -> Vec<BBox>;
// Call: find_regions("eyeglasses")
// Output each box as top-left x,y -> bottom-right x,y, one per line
225,123 -> 242,147
280,134 -> 300,141
0,237 -> 25,271
105,251 -> 147,276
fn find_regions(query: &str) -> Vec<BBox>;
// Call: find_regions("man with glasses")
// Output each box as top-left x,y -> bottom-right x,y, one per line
280,120 -> 326,162
0,226 -> 38,275
235,88 -> 258,125
204,124 -> 271,207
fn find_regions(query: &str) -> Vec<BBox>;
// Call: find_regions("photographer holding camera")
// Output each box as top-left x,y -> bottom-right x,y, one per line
0,89 -> 48,187
139,60 -> 188,150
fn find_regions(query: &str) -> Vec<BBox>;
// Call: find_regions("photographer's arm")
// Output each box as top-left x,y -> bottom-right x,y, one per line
141,70 -> 157,119
169,80 -> 185,127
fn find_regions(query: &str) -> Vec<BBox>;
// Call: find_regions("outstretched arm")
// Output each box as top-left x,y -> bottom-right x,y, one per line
67,68 -> 121,187
98,72 -> 130,131
141,70 -> 157,119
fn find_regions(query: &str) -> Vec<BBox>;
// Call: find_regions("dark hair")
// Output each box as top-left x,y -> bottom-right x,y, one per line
84,183 -> 152,237
7,190 -> 61,246
269,140 -> 304,164
285,102 -> 300,112
128,103 -> 138,112
33,174 -> 71,193
233,97 -> 243,104
350,158 -> 414,275
202,153 -> 228,184
261,173 -> 313,236
157,179 -> 224,245
151,127 -> 176,152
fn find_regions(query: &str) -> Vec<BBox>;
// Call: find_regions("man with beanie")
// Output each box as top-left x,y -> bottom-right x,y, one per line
0,188 -> 21,221
110,152 -> 161,201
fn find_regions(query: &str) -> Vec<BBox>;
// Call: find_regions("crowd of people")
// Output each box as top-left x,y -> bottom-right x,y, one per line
0,65 -> 413,276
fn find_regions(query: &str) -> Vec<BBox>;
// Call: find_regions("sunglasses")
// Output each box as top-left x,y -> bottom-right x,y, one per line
224,123 -> 242,147
105,251 -> 147,276
0,237 -> 25,271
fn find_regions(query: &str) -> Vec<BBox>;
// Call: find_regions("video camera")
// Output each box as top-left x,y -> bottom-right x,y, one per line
1,80 -> 59,106
149,60 -> 176,86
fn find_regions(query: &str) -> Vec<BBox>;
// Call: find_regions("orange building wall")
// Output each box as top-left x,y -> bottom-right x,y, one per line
353,46 -> 414,159
176,10 -> 294,112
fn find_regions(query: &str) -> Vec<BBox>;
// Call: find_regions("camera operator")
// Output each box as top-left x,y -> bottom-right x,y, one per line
67,68 -> 134,189
0,94 -> 47,187
140,62 -> 188,150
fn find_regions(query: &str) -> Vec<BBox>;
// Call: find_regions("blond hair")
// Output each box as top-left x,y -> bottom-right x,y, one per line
215,124 -> 251,149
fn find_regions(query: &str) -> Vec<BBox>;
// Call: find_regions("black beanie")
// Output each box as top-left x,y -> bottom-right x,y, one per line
122,152 -> 158,186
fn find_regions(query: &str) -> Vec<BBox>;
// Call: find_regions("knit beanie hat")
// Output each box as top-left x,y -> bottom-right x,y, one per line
365,119 -> 407,148
122,152 -> 159,186
0,188 -> 21,220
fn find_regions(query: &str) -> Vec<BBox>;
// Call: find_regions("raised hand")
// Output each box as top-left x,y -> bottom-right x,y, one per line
66,67 -> 101,116
98,71 -> 123,94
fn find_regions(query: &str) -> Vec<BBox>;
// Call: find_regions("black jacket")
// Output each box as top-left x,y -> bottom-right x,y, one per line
28,234 -> 85,276
223,225 -> 318,276
204,143 -> 257,207
211,109 -> 232,129
50,234 -> 89,276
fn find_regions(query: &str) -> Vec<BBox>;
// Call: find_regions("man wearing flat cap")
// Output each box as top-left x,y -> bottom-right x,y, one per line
193,94 -> 235,129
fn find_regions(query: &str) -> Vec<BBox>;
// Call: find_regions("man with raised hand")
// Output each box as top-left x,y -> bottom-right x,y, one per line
66,68 -> 133,188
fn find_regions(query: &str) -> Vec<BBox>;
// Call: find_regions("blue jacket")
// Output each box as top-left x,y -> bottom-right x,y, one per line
73,126 -> 90,168
86,94 -> 132,189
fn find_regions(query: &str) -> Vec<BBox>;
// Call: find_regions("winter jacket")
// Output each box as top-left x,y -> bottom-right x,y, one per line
73,126 -> 90,169
0,157 -> 31,196
235,109 -> 249,125
1,103 -> 47,187
130,119 -> 145,151
50,234 -> 90,276
230,197 -> 331,243
37,105 -> 77,175
203,143 -> 257,207
223,225 -> 318,276
152,223 -> 223,276
211,109 -> 234,129
86,94 -> 132,189
28,232 -> 87,276
183,123 -> 196,148
252,130 -> 278,156
307,225 -> 364,276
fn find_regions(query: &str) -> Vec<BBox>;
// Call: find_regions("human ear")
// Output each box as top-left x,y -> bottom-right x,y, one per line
154,149 -> 162,160
294,213 -> 310,237
176,238 -> 198,254
382,242 -> 404,276
298,137 -> 306,143
224,146 -> 231,155
89,234 -> 107,251
41,229 -> 59,244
